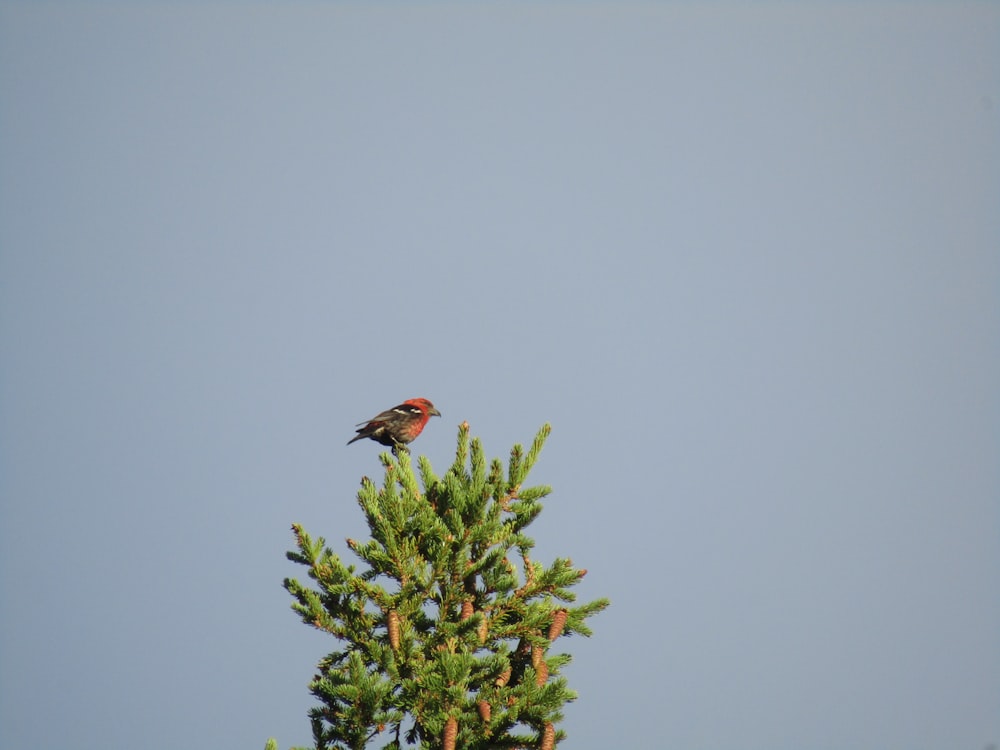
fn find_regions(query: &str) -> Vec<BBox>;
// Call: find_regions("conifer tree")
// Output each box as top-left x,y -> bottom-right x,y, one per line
283,422 -> 609,750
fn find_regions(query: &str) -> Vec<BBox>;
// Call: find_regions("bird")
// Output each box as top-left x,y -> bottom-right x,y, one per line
347,398 -> 441,453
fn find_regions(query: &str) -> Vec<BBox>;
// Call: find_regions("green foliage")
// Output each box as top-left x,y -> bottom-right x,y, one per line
283,423 -> 609,750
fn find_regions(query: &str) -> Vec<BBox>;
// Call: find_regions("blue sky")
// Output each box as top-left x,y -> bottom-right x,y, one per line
1,4 -> 998,749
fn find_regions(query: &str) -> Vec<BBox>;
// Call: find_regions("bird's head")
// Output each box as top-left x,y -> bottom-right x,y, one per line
406,398 -> 441,418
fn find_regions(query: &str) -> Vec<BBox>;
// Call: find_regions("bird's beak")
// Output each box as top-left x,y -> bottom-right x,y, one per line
430,407 -> 441,417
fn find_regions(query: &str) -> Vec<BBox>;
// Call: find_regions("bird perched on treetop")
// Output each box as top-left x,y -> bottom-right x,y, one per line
347,398 -> 441,453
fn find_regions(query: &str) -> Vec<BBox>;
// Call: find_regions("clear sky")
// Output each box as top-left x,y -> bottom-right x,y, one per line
1,4 -> 997,750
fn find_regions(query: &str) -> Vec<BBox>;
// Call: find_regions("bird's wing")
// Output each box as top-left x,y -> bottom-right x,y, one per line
355,403 -> 415,426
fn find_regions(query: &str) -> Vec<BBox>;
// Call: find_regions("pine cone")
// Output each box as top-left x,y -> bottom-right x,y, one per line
477,616 -> 488,644
540,722 -> 556,750
548,609 -> 568,641
443,716 -> 458,750
387,610 -> 400,651
535,659 -> 549,686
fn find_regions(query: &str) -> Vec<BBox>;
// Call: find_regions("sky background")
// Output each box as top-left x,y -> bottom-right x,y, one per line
1,3 -> 998,750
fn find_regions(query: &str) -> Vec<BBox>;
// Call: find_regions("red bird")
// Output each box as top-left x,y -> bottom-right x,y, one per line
347,398 -> 441,452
